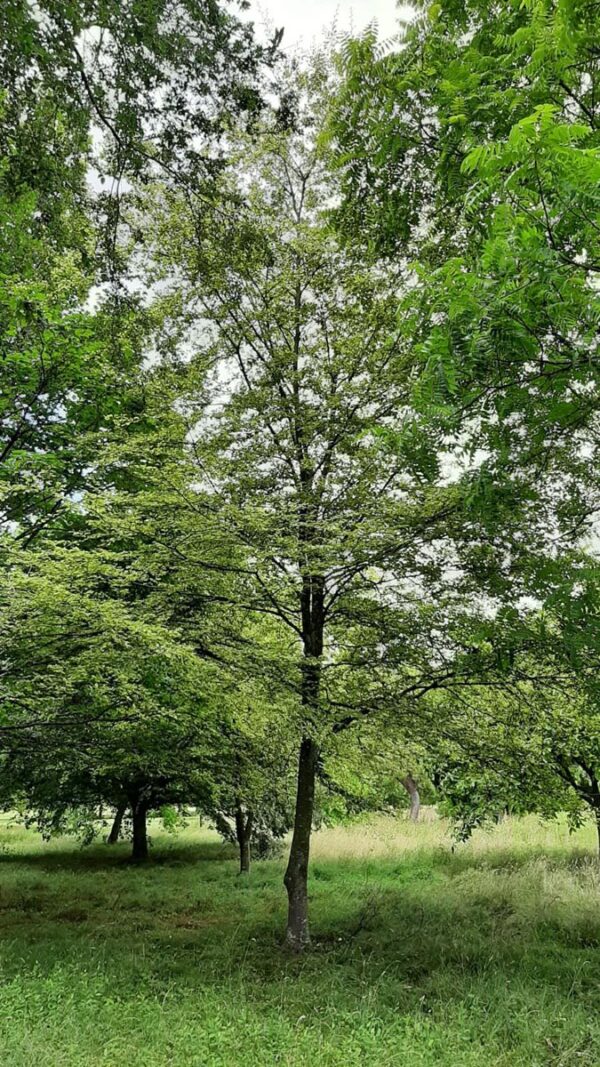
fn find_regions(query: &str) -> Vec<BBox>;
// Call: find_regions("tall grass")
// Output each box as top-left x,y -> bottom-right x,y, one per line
0,813 -> 598,1066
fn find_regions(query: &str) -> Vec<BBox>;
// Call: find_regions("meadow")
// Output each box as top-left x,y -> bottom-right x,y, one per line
0,813 -> 598,1066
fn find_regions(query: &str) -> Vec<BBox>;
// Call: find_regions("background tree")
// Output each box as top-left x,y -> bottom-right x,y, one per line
422,554 -> 600,853
0,0 -> 282,872
0,0 -> 274,544
0,556 -> 228,861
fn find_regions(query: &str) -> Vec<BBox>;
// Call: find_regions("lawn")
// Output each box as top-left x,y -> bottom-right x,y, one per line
0,814 -> 598,1066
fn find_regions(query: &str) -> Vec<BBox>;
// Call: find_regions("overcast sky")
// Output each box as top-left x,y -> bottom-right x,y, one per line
248,0 -> 412,50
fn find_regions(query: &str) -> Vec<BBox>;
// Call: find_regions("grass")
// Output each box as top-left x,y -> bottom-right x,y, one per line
0,813 -> 598,1066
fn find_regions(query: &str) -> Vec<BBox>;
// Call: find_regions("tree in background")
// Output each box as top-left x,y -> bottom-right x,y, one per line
0,9 -> 279,760
0,0 -> 287,864
0,555 -> 228,861
429,552 -> 600,853
321,721 -> 434,825
0,0 -> 274,543
204,672 -> 298,874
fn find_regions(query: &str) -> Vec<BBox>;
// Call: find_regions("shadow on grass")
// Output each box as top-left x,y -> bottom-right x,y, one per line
1,830 -> 597,882
0,837 -> 238,871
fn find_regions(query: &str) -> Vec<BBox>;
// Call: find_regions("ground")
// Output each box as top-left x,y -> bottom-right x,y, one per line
0,813 -> 598,1066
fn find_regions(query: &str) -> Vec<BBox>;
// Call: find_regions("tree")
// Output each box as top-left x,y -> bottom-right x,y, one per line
205,680 -> 297,875
332,0 -> 600,573
321,723 -> 431,825
0,1 -> 272,193
0,0 -> 274,544
0,556 -> 229,861
0,87 -> 135,541
331,6 -> 600,856
424,555 -> 600,855
134,53 -> 507,948
106,799 -> 127,845
401,775 -> 421,823
433,685 -> 600,855
0,2 -> 285,867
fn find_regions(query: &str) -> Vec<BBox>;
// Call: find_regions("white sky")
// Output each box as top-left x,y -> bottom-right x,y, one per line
248,0 -> 413,50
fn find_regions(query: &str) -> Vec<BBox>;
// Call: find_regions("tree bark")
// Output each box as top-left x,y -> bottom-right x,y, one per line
283,363 -> 325,949
284,734 -> 318,950
401,774 -> 420,822
107,799 -> 127,844
131,800 -> 149,862
235,800 -> 253,875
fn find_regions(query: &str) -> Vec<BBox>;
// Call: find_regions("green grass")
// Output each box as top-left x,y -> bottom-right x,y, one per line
0,814 -> 599,1066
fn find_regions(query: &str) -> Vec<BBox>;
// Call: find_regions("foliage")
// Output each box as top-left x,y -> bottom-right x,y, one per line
0,556 -> 227,842
428,556 -> 600,847
0,0 -> 288,858
0,0 -> 272,542
4,0 -> 600,961
0,0 -> 272,189
332,0 -> 600,596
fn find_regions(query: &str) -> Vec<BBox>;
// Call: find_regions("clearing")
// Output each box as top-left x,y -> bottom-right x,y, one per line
0,814 -> 598,1066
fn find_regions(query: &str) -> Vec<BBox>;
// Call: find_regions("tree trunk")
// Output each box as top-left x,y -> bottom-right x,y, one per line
596,808 -> 600,860
235,800 -> 253,875
284,735 -> 318,950
239,834 -> 251,874
107,799 -> 127,845
401,774 -> 420,822
131,801 -> 149,862
284,486 -> 324,949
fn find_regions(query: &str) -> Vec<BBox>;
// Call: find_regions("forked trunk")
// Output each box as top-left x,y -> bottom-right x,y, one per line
401,774 -> 420,822
284,735 -> 318,950
107,799 -> 127,844
131,801 -> 149,862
